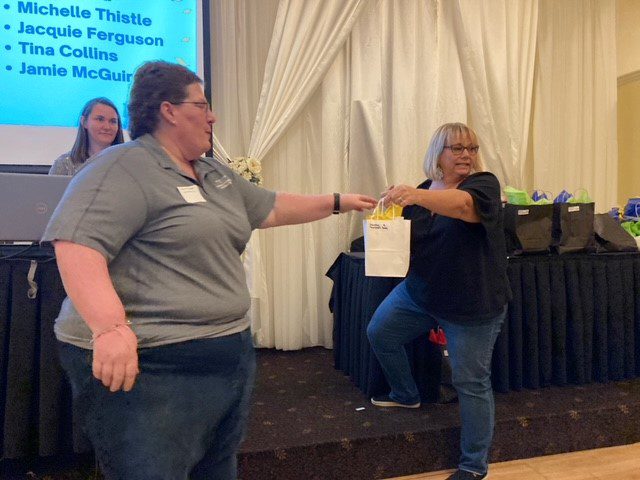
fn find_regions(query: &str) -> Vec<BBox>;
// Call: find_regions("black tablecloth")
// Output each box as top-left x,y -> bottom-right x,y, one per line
3,246 -> 640,459
0,245 -> 80,460
327,252 -> 640,399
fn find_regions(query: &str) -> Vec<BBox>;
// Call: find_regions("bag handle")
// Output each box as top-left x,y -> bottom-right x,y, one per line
369,198 -> 400,220
569,188 -> 592,203
370,199 -> 385,219
531,189 -> 553,204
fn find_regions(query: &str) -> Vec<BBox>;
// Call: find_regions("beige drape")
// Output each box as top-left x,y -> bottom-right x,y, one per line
530,0 -> 617,207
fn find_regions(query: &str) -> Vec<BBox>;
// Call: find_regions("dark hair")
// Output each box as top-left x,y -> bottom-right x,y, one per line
69,97 -> 124,164
128,61 -> 203,140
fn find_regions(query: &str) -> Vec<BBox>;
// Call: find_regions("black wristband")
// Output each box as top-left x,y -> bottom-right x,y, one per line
332,193 -> 341,214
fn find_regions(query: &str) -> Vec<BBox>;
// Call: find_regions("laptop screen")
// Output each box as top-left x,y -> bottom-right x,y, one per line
0,173 -> 71,243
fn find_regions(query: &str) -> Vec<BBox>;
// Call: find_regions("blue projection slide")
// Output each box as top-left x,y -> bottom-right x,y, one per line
1,0 -> 199,127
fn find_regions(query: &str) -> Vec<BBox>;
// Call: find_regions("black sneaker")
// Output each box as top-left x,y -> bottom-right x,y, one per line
370,395 -> 420,409
445,469 -> 488,479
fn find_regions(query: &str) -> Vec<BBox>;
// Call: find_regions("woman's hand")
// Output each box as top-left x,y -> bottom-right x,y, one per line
383,183 -> 480,222
92,325 -> 139,392
53,240 -> 139,392
383,185 -> 420,208
338,193 -> 378,212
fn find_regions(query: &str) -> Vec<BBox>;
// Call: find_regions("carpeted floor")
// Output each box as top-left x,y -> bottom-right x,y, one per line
3,347 -> 640,479
238,347 -> 640,480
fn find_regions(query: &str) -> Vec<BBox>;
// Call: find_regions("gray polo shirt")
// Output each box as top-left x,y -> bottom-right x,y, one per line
43,134 -> 275,349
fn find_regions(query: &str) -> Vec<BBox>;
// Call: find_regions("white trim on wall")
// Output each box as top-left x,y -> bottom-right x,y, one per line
618,70 -> 640,86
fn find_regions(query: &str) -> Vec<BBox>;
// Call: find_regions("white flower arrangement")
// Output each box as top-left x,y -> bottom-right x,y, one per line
229,156 -> 263,185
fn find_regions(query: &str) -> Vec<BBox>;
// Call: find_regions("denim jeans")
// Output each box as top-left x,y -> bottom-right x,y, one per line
366,281 -> 506,476
57,329 -> 255,480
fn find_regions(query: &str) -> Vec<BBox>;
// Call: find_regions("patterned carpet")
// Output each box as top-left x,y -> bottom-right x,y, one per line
2,347 -> 640,479
238,347 -> 640,480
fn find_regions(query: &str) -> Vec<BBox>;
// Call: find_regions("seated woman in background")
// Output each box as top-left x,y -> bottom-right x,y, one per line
49,97 -> 125,175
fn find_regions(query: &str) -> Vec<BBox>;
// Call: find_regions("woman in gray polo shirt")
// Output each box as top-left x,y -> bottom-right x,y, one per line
43,61 -> 377,480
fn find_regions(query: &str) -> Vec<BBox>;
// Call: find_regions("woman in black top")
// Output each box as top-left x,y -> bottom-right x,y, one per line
366,123 -> 510,480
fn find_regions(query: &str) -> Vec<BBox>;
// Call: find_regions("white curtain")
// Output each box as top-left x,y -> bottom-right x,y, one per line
211,0 -> 617,350
247,0 -> 369,160
212,0 -> 368,348
210,0 -> 280,345
531,0 -> 617,208
445,0 -> 538,188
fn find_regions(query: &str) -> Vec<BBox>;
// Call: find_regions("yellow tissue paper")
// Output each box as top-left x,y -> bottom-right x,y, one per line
367,203 -> 403,220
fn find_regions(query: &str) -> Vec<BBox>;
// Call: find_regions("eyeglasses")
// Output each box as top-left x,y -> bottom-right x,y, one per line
171,101 -> 211,111
443,144 -> 479,155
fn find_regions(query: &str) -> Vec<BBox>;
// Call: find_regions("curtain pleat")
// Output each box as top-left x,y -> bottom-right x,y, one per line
607,260 -> 625,380
593,261 -> 609,381
536,261 -> 552,387
578,259 -> 595,382
622,260 -> 635,378
522,262 -> 540,388
508,262 -> 523,390
565,260 -> 586,383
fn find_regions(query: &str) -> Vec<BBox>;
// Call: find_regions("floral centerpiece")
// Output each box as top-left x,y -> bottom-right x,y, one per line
229,156 -> 263,185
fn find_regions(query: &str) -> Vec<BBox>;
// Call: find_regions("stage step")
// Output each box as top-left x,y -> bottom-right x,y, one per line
238,348 -> 640,480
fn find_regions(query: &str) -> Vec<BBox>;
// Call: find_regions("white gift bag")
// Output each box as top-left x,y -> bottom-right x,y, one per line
363,203 -> 411,277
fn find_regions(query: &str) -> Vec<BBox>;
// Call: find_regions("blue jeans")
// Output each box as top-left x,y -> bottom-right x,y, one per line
57,329 -> 255,480
366,281 -> 505,475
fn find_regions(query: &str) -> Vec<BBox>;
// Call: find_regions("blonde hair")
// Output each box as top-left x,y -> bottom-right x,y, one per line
422,123 -> 485,180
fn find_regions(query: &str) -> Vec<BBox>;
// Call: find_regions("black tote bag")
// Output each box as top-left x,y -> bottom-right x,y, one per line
503,203 -> 554,255
593,213 -> 638,252
552,202 -> 596,254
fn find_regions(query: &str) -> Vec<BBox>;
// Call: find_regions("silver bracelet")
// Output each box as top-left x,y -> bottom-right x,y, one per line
90,320 -> 132,344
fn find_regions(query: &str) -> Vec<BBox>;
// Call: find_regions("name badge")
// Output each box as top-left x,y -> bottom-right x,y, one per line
177,185 -> 206,203
568,205 -> 580,213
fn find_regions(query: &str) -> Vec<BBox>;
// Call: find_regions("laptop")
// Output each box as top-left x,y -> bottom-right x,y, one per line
0,172 -> 71,243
